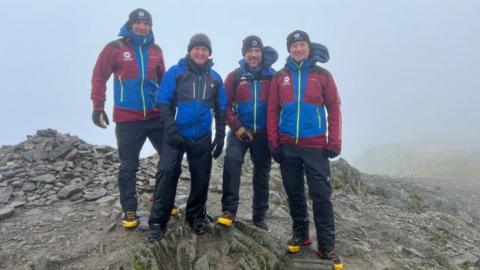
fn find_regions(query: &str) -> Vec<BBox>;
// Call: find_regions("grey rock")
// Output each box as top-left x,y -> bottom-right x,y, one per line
31,174 -> 56,184
30,165 -> 50,176
48,142 -> 74,161
0,207 -> 15,221
27,195 -> 41,202
0,186 -> 13,203
271,206 -> 290,219
458,210 -> 474,224
95,195 -> 116,205
11,179 -> 24,188
454,251 -> 479,267
22,182 -> 36,192
193,255 -> 209,270
8,201 -> 25,208
70,192 -> 83,202
32,255 -> 54,270
63,148 -> 78,161
57,184 -> 83,199
83,187 -> 107,201
51,161 -> 65,172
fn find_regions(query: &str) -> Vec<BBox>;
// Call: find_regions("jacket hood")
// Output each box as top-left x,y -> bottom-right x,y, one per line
118,23 -> 154,46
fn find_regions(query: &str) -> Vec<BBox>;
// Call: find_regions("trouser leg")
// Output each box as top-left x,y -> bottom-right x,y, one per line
221,132 -> 247,215
116,121 -> 147,212
280,144 -> 309,239
148,142 -> 184,227
185,133 -> 212,223
303,148 -> 335,251
250,134 -> 271,222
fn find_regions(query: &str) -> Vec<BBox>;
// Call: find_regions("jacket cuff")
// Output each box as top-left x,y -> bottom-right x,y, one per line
92,100 -> 105,112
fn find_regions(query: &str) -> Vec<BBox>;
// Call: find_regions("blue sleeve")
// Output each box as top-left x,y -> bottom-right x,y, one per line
156,65 -> 178,105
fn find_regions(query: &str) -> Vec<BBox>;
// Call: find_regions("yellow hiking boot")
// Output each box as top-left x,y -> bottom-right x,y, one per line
287,236 -> 312,253
217,211 -> 235,226
171,206 -> 179,216
122,211 -> 139,229
317,249 -> 344,270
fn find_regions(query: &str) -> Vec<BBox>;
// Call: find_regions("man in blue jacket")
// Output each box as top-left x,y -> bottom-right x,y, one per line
148,33 -> 226,241
217,35 -> 278,230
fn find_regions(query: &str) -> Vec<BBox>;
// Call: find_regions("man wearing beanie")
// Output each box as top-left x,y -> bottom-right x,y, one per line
216,35 -> 278,231
267,30 -> 344,269
148,33 -> 227,241
91,8 -> 178,230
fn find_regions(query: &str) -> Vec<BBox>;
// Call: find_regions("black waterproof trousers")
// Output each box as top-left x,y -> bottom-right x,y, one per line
221,132 -> 271,222
279,144 -> 335,252
149,133 -> 212,227
115,118 -> 163,212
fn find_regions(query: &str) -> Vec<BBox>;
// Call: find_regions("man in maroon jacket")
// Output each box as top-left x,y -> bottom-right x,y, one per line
90,8 -> 174,229
267,30 -> 343,269
217,36 -> 277,230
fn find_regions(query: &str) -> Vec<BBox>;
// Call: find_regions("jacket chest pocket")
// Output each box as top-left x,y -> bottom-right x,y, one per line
303,77 -> 324,105
235,82 -> 251,102
119,50 -> 138,79
202,79 -> 217,106
278,83 -> 295,105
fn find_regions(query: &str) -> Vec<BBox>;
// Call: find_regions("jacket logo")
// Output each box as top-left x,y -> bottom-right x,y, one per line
282,76 -> 291,85
123,52 -> 133,61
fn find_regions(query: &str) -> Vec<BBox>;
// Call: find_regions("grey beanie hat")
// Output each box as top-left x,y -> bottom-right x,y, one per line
188,33 -> 212,55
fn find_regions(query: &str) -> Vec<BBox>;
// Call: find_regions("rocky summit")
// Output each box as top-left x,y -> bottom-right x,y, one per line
0,129 -> 479,269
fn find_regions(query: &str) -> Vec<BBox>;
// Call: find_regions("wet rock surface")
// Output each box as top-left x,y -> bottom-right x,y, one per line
0,129 -> 479,269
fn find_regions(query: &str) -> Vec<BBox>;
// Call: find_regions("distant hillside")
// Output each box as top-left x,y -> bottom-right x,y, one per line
352,141 -> 480,180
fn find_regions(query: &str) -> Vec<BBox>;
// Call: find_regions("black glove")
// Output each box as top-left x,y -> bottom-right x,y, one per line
271,149 -> 283,164
211,135 -> 224,159
92,111 -> 109,128
323,149 -> 339,159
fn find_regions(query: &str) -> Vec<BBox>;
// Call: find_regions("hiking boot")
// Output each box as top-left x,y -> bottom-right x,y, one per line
171,206 -> 179,216
217,211 -> 235,226
253,219 -> 269,231
122,211 -> 139,229
287,235 -> 312,253
148,223 -> 166,242
191,220 -> 208,235
317,249 -> 344,270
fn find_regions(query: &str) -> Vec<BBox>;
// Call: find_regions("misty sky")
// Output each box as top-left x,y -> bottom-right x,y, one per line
0,0 -> 479,162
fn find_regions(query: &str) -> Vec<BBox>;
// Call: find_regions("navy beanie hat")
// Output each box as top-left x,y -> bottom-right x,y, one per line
242,35 -> 264,56
127,8 -> 152,28
286,30 -> 311,51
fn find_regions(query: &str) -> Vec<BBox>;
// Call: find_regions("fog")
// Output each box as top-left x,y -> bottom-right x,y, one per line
1,0 -> 479,161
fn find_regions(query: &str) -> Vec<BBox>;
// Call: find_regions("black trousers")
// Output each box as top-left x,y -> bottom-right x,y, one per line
115,118 -> 163,212
149,133 -> 212,227
280,144 -> 335,252
221,132 -> 271,222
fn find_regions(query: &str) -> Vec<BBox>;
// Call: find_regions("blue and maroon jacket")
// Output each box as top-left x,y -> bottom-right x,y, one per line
91,24 -> 165,122
156,57 -> 226,141
267,58 -> 342,154
225,60 -> 275,134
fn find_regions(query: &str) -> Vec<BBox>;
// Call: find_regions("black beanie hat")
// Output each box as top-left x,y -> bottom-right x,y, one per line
127,8 -> 152,28
188,33 -> 212,55
286,30 -> 311,51
242,35 -> 264,56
